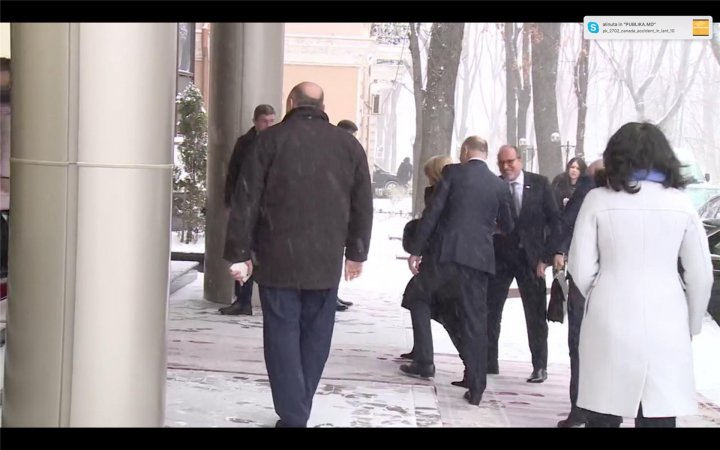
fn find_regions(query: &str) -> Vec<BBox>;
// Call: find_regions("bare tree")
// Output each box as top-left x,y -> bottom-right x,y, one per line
574,26 -> 591,158
504,23 -> 520,146
477,24 -> 507,149
410,23 -> 465,215
596,40 -> 706,130
517,25 -> 532,146
657,43 -> 707,128
595,40 -> 668,121
408,23 -> 426,215
455,24 -> 483,147
530,23 -> 562,177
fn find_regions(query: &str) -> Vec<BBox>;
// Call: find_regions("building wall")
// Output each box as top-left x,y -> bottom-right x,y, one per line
285,23 -> 370,38
191,23 -> 407,174
282,64 -> 360,128
0,23 -> 10,58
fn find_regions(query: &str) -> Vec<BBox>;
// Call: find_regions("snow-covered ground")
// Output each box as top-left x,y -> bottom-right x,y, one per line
1,194 -> 717,426
369,195 -> 720,405
171,233 -> 205,254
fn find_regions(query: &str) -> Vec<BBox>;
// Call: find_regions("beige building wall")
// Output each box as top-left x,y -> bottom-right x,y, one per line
282,64 -> 360,127
285,23 -> 370,38
0,23 -> 10,58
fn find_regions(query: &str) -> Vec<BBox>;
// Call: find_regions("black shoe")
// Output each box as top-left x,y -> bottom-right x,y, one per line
219,302 -> 252,316
275,419 -> 305,428
557,416 -> 587,428
451,378 -> 469,388
338,298 -> 353,307
464,390 -> 482,406
400,362 -> 435,379
336,300 -> 348,312
399,351 -> 415,360
527,368 -> 547,383
487,362 -> 499,375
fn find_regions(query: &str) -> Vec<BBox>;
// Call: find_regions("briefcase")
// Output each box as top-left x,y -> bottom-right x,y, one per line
547,269 -> 568,323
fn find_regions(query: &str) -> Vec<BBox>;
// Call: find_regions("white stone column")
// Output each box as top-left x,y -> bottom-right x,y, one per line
204,23 -> 244,305
3,23 -> 176,427
204,23 -> 285,307
241,23 -> 285,128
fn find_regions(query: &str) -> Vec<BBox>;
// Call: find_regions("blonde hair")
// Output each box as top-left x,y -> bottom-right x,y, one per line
424,155 -> 454,185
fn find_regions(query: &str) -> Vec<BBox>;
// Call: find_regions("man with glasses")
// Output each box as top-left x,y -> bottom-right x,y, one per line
487,144 -> 560,383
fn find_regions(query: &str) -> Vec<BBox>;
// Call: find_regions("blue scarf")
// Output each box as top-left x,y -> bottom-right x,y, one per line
631,169 -> 666,183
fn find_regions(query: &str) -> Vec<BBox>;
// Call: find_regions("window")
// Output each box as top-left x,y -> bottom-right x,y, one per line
178,23 -> 195,75
371,94 -> 381,115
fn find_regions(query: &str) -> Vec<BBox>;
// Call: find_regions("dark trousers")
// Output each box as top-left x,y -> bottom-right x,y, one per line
259,285 -> 338,427
585,404 -> 676,428
566,277 -> 586,420
488,250 -> 548,371
233,276 -> 253,308
411,262 -> 489,395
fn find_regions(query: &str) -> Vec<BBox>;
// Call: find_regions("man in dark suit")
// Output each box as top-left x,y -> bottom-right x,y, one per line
224,82 -> 373,427
488,144 -> 560,383
547,159 -> 603,427
220,104 -> 276,316
402,136 -> 514,405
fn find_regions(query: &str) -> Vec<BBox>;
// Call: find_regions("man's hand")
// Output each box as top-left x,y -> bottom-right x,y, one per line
229,260 -> 253,285
553,253 -> 565,272
345,259 -> 363,281
408,255 -> 422,275
536,261 -> 548,279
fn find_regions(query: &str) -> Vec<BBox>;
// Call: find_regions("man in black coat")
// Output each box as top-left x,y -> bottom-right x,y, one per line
331,119 -> 364,312
403,136 -> 514,405
224,82 -> 373,428
397,157 -> 413,186
488,144 -> 561,384
220,104 -> 276,316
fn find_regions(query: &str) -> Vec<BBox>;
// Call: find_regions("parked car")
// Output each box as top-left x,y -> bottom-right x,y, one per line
686,183 -> 720,211
696,193 -> 720,326
702,217 -> 720,327
372,164 -> 404,198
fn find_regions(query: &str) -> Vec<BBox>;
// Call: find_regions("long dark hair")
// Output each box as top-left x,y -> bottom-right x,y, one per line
603,122 -> 686,194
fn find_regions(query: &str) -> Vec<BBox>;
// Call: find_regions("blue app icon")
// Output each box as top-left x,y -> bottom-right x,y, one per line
588,22 -> 600,34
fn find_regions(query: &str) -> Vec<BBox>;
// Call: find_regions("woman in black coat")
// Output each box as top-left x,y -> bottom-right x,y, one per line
551,157 -> 587,210
399,155 -> 464,364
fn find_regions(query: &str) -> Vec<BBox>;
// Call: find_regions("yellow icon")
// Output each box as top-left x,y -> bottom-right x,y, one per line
692,19 -> 710,36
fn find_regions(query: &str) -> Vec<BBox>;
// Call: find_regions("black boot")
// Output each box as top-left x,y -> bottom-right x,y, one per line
451,369 -> 469,387
219,301 -> 252,316
399,362 -> 435,379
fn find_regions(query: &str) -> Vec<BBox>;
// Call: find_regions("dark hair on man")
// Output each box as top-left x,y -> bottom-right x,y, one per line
0,58 -> 9,72
462,136 -> 489,154
603,122 -> 686,194
594,168 -> 608,188
253,104 -> 275,120
289,83 -> 324,108
337,119 -> 358,133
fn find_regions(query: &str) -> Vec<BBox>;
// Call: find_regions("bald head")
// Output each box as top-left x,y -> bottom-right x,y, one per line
287,81 -> 325,112
587,159 -> 604,177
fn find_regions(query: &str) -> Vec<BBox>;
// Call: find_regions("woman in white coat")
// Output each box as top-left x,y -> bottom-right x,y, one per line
568,122 -> 713,427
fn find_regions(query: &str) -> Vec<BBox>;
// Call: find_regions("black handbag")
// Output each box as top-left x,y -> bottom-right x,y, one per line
402,219 -> 420,254
547,270 -> 568,323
